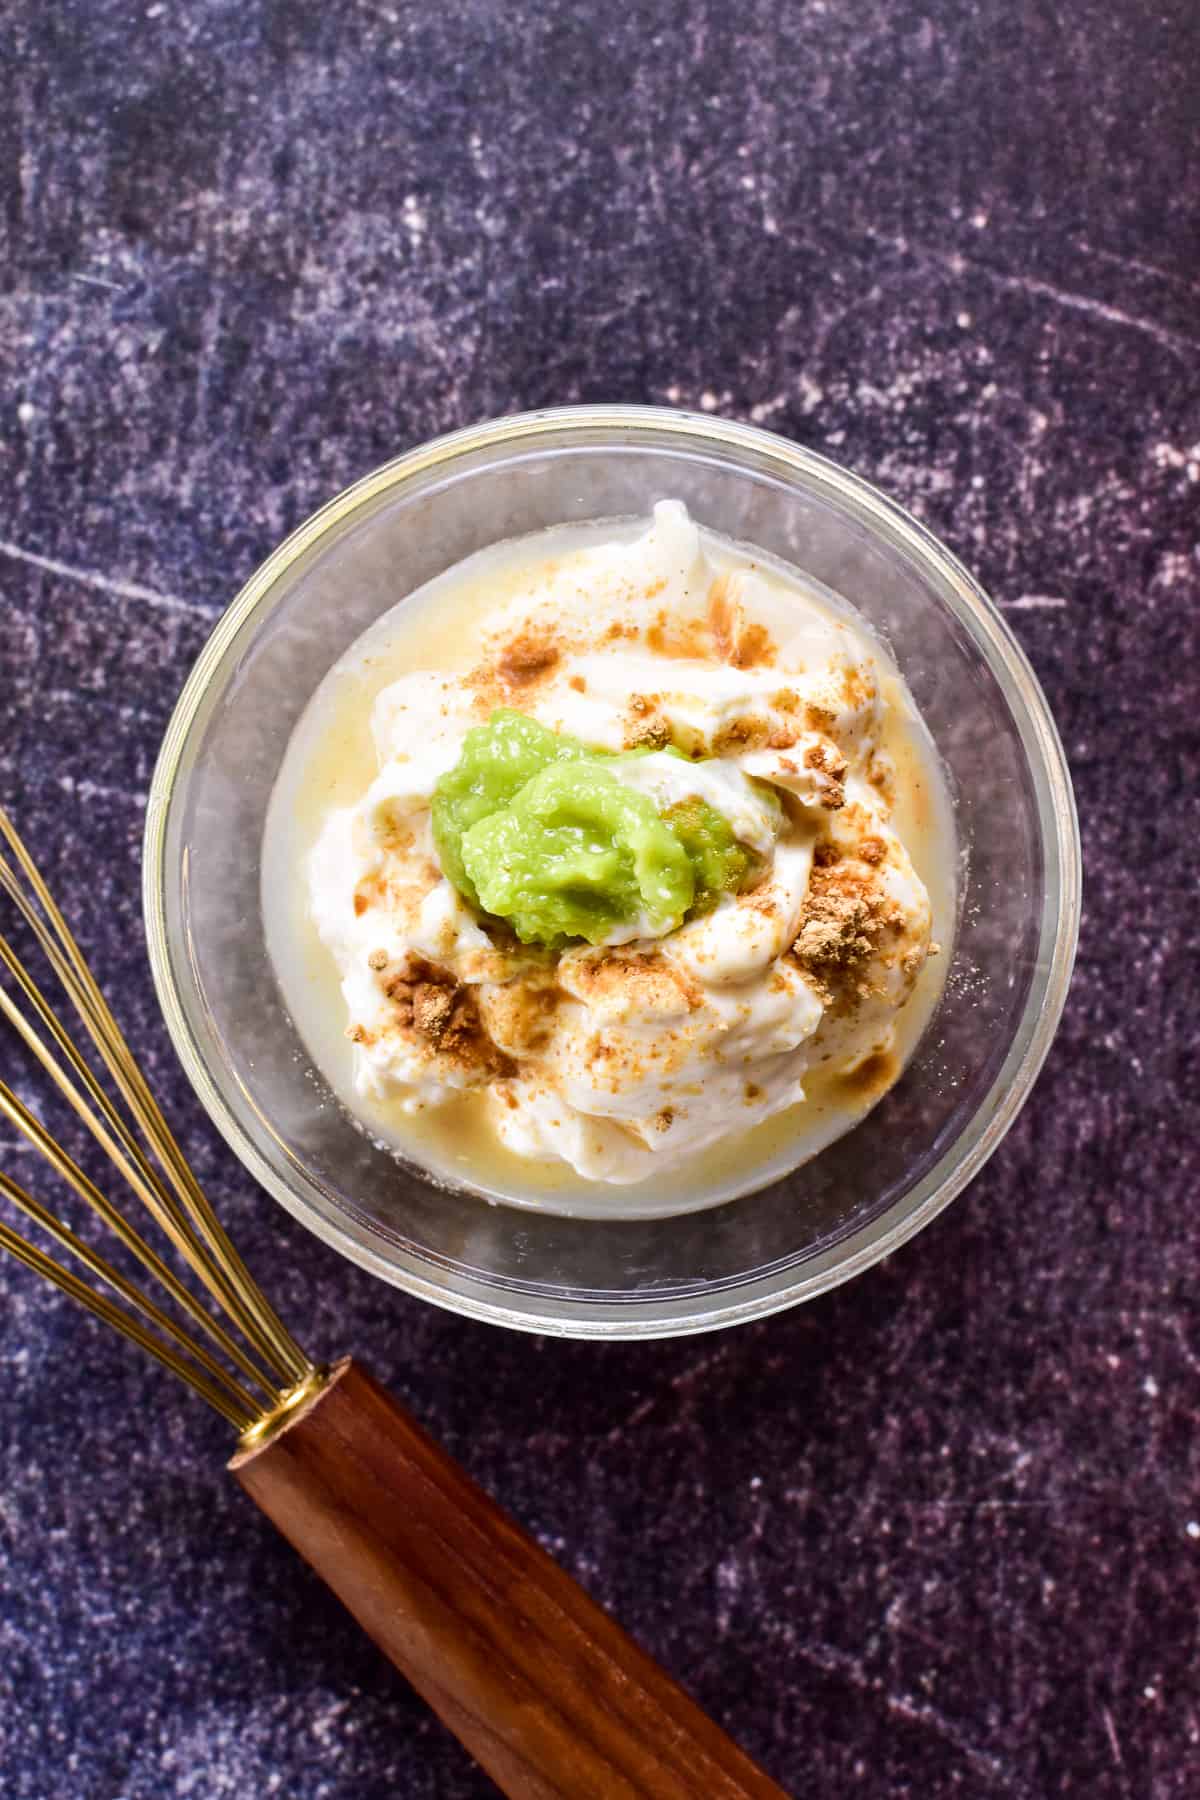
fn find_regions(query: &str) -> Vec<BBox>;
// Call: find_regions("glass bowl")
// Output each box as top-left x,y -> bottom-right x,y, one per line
143,407 -> 1079,1338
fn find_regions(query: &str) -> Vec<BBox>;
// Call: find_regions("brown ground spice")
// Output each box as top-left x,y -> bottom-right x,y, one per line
790,856 -> 904,1008
383,955 -> 514,1077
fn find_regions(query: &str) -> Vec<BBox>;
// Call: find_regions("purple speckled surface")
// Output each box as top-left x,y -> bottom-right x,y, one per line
3,2 -> 1199,1795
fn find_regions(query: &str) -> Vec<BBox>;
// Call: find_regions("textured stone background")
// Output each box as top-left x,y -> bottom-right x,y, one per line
2,2 -> 1198,1795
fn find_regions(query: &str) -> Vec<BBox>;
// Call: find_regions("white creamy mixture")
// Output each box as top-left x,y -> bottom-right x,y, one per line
269,503 -> 953,1198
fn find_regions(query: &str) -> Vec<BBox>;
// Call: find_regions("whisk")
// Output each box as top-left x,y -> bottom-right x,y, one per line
0,807 -> 789,1800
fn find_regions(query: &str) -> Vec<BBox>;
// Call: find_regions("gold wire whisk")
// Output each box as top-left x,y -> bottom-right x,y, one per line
0,806 -> 322,1437
0,808 -> 790,1798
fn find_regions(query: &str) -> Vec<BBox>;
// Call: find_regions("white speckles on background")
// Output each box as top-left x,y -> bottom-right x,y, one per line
1,1 -> 1198,1797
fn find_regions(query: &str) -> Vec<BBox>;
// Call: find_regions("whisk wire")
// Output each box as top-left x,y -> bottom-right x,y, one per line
0,811 -> 309,1388
0,1069 -> 274,1403
0,945 -> 284,1397
0,807 -> 317,1430
0,1208 -> 254,1428
0,854 -> 296,1379
0,1167 -> 260,1422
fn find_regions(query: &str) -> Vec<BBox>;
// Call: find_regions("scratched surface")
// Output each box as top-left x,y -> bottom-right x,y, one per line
2,2 -> 1199,1796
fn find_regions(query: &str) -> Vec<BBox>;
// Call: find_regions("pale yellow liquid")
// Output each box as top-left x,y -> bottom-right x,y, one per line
262,518 -> 957,1219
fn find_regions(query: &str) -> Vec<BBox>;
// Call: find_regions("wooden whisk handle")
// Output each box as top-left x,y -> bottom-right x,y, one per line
230,1358 -> 789,1798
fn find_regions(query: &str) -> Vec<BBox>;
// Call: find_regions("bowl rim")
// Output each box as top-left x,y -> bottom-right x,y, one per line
143,404 -> 1081,1337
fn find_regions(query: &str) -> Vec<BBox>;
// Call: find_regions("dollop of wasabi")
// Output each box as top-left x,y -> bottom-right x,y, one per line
432,710 -> 766,946
462,761 -> 694,945
660,797 -> 759,917
431,710 -> 592,903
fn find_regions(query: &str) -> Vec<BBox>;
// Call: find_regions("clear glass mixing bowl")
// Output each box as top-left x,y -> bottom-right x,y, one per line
144,407 -> 1079,1337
